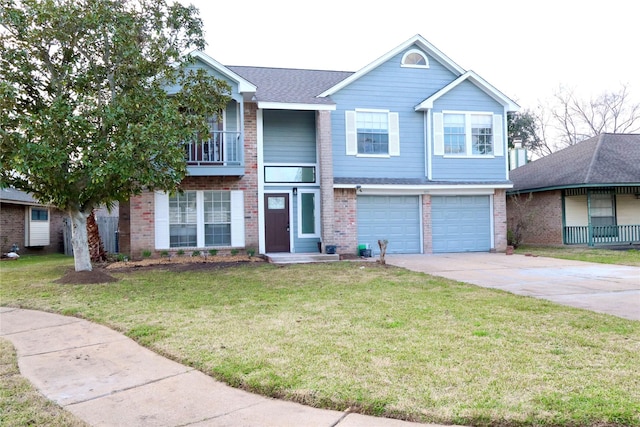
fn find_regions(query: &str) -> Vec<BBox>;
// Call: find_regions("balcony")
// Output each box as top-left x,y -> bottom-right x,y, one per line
185,131 -> 244,176
564,225 -> 640,246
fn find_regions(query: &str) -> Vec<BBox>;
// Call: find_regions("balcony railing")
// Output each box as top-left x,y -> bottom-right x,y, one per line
185,131 -> 242,166
564,225 -> 640,246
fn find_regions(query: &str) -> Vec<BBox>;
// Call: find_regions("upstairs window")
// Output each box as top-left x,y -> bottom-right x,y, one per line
401,49 -> 429,68
471,115 -> 493,155
357,111 -> 389,155
345,110 -> 400,157
444,114 -> 466,154
435,111 -> 502,157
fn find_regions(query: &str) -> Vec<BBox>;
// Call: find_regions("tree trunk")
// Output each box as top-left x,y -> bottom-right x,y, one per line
87,210 -> 107,262
70,210 -> 92,272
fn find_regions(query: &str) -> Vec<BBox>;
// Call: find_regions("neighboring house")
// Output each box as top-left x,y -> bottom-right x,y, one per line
507,133 -> 640,246
0,188 -> 66,254
119,34 -> 520,258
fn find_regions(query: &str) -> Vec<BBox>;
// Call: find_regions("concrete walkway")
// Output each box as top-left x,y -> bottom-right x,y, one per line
386,253 -> 640,321
0,307 -> 452,427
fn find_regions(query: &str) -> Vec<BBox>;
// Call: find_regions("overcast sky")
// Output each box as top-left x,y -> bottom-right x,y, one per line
186,0 -> 638,111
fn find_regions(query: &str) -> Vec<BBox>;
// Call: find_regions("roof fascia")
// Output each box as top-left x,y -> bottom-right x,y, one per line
189,51 -> 257,94
416,70 -> 520,112
318,34 -> 466,98
256,102 -> 336,111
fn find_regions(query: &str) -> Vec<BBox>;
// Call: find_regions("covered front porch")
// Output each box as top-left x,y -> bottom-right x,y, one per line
563,187 -> 640,246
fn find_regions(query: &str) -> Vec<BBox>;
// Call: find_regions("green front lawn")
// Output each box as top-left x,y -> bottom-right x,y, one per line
515,245 -> 640,266
1,255 -> 639,426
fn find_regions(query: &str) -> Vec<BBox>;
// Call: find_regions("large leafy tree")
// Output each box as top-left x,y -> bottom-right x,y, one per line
0,0 -> 231,271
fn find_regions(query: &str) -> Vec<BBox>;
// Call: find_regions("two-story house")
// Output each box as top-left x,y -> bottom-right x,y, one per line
118,34 -> 519,259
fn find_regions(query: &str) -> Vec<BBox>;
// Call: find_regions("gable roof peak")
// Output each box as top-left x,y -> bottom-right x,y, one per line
319,34 -> 466,97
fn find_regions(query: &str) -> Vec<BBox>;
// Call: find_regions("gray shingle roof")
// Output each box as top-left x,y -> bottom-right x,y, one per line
227,66 -> 353,105
0,188 -> 41,205
509,133 -> 640,192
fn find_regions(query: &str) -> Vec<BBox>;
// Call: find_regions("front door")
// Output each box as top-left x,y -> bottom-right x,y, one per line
265,193 -> 290,252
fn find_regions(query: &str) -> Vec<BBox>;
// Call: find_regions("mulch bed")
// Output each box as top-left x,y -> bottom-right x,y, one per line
55,255 -> 266,284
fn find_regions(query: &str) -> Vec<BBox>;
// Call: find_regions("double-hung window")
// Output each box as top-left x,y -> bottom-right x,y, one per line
169,191 -> 197,247
471,115 -> 493,155
357,111 -> 389,155
203,191 -> 231,246
345,110 -> 400,157
436,111 -> 502,157
590,193 -> 617,237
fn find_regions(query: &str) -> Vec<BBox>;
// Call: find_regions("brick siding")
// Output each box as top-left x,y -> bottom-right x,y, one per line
506,190 -> 563,245
332,188 -> 357,254
493,189 -> 508,251
0,202 -> 65,255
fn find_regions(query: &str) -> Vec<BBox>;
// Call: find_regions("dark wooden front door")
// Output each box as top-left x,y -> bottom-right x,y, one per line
265,193 -> 290,252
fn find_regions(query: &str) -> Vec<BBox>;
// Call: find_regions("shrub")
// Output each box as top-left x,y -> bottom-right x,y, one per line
191,250 -> 201,257
246,248 -> 256,257
230,249 -> 239,256
141,249 -> 152,258
208,249 -> 218,256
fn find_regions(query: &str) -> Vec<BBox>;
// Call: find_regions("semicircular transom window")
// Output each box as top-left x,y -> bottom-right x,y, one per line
401,50 -> 429,68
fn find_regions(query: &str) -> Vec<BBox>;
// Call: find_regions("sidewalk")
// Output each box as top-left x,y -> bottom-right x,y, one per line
0,307 -> 452,427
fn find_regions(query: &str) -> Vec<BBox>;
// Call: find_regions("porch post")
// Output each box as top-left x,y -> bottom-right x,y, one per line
317,110 -> 335,252
587,190 -> 593,247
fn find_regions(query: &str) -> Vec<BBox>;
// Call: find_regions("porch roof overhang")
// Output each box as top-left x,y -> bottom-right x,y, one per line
506,182 -> 640,195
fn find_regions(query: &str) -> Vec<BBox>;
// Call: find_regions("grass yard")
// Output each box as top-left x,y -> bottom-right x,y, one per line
515,245 -> 640,266
1,255 -> 639,426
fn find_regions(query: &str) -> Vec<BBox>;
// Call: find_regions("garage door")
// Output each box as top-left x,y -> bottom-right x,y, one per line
432,195 -> 491,253
357,196 -> 421,254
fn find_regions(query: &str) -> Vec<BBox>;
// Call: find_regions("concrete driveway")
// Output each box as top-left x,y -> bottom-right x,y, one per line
385,253 -> 640,321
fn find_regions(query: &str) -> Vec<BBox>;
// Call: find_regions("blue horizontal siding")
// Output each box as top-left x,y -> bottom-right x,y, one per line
332,47 -> 459,180
164,59 -> 242,102
264,110 -> 316,164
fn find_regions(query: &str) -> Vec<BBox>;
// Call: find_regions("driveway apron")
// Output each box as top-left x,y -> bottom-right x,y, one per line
386,253 -> 640,321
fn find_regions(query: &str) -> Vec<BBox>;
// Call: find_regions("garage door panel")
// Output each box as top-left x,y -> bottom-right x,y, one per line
432,196 -> 491,253
357,196 -> 421,254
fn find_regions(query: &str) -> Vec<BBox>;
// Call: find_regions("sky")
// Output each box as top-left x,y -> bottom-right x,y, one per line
186,0 -> 638,111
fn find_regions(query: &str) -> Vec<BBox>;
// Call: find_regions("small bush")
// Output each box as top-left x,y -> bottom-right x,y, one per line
191,250 -> 201,257
208,249 -> 218,256
246,248 -> 256,257
176,249 -> 185,256
141,249 -> 152,258
160,250 -> 169,257
230,249 -> 239,256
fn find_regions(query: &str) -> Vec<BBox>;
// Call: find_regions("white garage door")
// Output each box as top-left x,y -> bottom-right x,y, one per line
432,195 -> 491,253
357,195 -> 421,254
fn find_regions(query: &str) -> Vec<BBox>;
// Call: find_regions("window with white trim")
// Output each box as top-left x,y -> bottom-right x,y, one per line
357,111 -> 388,155
203,191 -> 231,246
435,111 -> 503,157
298,190 -> 320,238
169,191 -> 197,247
345,110 -> 400,157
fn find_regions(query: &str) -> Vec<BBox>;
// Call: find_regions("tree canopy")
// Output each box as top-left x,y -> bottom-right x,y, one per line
0,0 -> 231,271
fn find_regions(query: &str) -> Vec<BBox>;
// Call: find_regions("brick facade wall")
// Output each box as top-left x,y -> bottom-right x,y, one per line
422,195 -> 432,254
0,202 -> 65,255
317,110 -> 335,251
122,104 -> 259,259
333,188 -> 357,254
506,190 -> 563,245
493,189 -> 508,251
